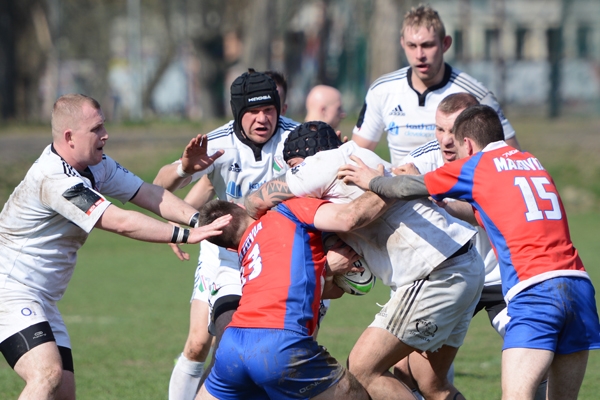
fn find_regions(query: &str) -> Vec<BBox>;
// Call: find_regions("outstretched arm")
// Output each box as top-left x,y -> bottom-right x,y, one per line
153,134 -> 224,192
95,205 -> 231,244
244,175 -> 294,219
130,182 -> 200,226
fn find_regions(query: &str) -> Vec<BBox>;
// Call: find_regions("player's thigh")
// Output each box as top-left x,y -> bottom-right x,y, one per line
13,341 -> 63,382
348,326 -> 416,379
312,369 -> 369,400
196,384 -> 219,400
502,348 -> 553,400
547,351 -> 589,400
0,286 -> 71,367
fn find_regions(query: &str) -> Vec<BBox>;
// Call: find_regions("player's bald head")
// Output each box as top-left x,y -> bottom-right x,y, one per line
305,85 -> 345,129
51,94 -> 101,140
307,84 -> 340,103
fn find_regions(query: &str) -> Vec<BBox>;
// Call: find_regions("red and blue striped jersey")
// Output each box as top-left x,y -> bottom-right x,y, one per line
424,142 -> 587,301
230,198 -> 329,336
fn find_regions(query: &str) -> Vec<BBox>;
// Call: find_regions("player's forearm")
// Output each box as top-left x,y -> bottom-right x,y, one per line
184,176 -> 215,210
339,191 -> 391,231
96,205 -> 179,243
131,183 -> 197,226
442,200 -> 478,226
96,204 -> 229,244
153,163 -> 193,192
244,176 -> 293,219
351,134 -> 378,151
369,175 -> 430,200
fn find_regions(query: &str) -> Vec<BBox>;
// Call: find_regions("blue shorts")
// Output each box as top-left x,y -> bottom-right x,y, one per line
204,327 -> 344,400
503,277 -> 600,353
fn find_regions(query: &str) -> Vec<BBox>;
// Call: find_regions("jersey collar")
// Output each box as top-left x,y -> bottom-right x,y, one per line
50,144 -> 97,188
407,63 -> 453,107
482,140 -> 509,152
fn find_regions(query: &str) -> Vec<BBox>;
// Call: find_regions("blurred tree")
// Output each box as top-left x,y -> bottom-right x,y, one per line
240,0 -> 273,71
367,0 -> 400,83
0,0 -> 48,121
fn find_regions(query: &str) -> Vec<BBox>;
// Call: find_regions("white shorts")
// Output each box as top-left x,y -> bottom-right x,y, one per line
370,246 -> 484,352
191,260 -> 243,334
0,277 -> 71,348
191,261 -> 216,303
195,262 -> 332,334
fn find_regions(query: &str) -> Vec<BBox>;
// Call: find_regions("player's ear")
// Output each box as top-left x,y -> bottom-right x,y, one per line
64,129 -> 73,145
465,137 -> 476,156
442,35 -> 452,53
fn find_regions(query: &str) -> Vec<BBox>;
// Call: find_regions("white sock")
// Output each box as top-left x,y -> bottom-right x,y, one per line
168,353 -> 205,400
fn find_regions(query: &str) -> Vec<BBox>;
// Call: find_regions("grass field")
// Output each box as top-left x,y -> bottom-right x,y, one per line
1,115 -> 599,399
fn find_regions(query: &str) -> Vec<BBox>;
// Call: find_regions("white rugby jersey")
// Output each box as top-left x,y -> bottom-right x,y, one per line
183,116 -> 299,269
0,145 -> 144,301
404,140 -> 501,286
353,64 -> 515,166
285,141 -> 476,290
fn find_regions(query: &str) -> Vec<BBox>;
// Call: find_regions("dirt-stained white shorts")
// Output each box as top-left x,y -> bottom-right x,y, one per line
193,262 -> 331,334
191,261 -> 243,334
192,262 -> 242,304
370,246 -> 484,352
0,277 -> 71,348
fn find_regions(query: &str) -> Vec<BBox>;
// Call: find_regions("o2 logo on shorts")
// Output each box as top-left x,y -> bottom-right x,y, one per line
21,307 -> 36,317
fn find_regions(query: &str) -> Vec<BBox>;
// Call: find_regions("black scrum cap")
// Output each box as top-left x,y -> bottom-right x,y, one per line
283,121 -> 342,162
230,69 -> 280,134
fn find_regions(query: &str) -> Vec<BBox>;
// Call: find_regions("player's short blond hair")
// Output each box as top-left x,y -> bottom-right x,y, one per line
438,93 -> 479,115
51,94 -> 101,139
401,4 -> 446,42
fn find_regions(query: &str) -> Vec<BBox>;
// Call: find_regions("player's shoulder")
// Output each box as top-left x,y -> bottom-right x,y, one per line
34,145 -> 81,180
447,65 -> 491,101
279,115 -> 300,131
368,67 -> 410,92
408,140 -> 440,158
207,120 -> 235,143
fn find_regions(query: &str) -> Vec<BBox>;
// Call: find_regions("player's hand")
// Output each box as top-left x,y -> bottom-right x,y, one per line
337,155 -> 384,190
325,240 -> 362,275
180,134 -> 225,175
335,130 -> 349,143
169,243 -> 190,261
187,214 -> 232,244
392,163 -> 420,176
432,198 -> 447,208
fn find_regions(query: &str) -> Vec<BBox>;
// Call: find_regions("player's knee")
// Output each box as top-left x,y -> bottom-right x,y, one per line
28,363 -> 64,394
184,336 -> 213,361
346,353 -> 366,381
